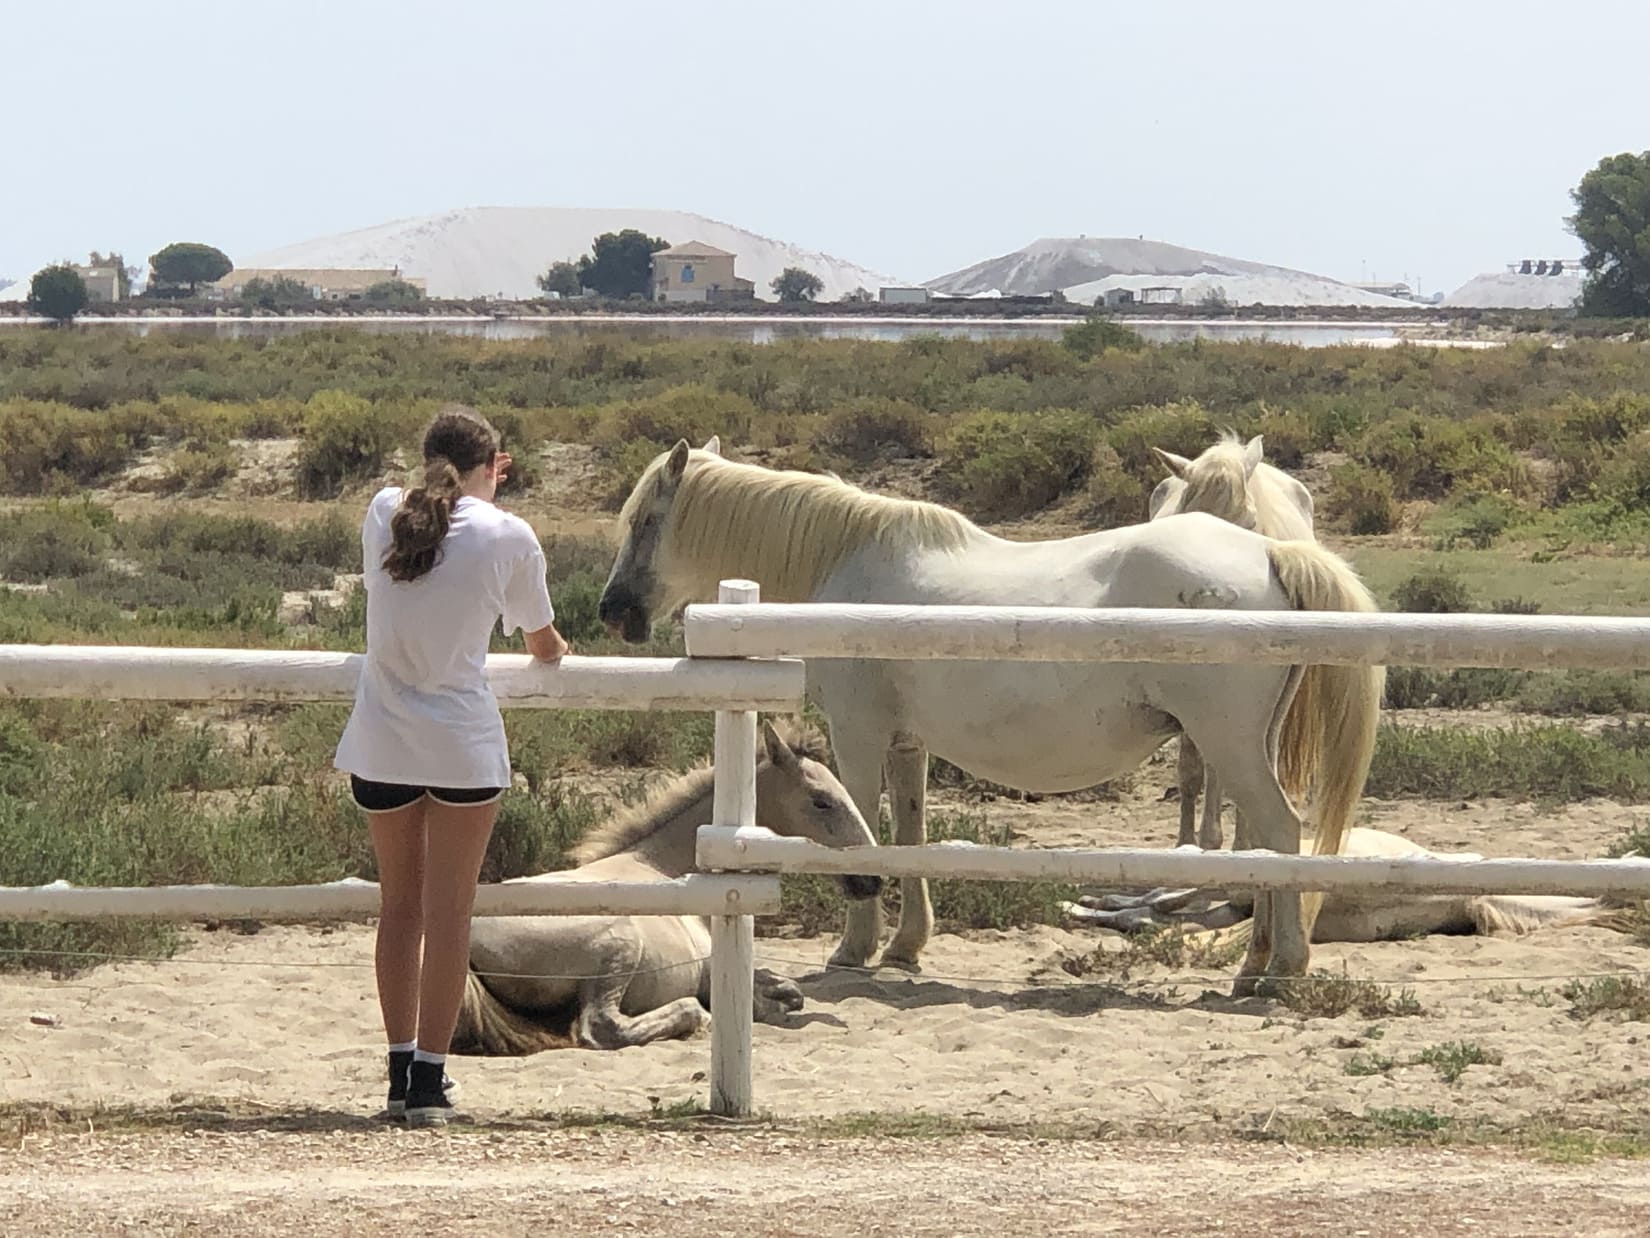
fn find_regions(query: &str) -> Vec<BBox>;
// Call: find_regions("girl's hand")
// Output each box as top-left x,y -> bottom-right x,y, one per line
494,451 -> 514,485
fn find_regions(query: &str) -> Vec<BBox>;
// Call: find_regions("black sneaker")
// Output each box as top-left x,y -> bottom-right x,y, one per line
382,1050 -> 459,1121
404,1059 -> 457,1128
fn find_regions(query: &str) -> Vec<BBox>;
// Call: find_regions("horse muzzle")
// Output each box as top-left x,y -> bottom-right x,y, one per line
597,590 -> 652,644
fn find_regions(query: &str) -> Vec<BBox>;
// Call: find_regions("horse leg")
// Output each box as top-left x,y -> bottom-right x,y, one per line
1175,737 -> 1203,849
828,729 -> 887,970
575,982 -> 710,1049
1191,736 -> 1308,999
1197,761 -> 1224,851
882,733 -> 933,970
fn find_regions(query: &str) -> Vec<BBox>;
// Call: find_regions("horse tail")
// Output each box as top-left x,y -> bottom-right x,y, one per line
451,972 -> 575,1057
1266,540 -> 1385,932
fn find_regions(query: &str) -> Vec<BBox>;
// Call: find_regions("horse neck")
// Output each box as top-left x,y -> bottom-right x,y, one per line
665,460 -> 980,603
616,782 -> 715,878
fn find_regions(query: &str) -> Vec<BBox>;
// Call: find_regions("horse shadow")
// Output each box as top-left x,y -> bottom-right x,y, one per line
783,965 -> 1283,1021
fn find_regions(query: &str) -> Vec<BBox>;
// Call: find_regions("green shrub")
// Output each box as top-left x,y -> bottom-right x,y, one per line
812,399 -> 933,462
1350,413 -> 1531,501
937,409 -> 1099,518
592,384 -> 755,455
0,400 -> 139,494
1083,442 -> 1152,526
0,503 -> 112,581
1061,315 -> 1143,359
296,389 -> 398,498
1104,401 -> 1219,482
1325,461 -> 1399,534
1390,568 -> 1474,613
1369,724 -> 1650,802
1427,492 -> 1525,550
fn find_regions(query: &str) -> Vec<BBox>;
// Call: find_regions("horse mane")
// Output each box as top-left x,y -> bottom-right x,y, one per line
634,451 -> 976,603
570,717 -> 830,865
1170,431 -> 1313,541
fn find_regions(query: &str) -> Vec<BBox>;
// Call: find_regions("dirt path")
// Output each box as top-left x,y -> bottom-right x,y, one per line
4,1126 -> 1648,1237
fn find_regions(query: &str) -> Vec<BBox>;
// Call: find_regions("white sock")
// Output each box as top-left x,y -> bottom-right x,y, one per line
388,1040 -> 416,1054
413,1048 -> 446,1067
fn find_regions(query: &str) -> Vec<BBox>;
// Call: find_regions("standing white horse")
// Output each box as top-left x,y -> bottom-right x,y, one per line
1148,433 -> 1316,851
599,439 -> 1383,997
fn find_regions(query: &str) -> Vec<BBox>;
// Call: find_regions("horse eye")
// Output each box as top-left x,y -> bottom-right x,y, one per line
811,797 -> 832,811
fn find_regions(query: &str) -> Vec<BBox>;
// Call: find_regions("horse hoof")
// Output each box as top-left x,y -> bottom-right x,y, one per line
1230,976 -> 1260,999
1252,976 -> 1295,1002
825,951 -> 872,972
879,954 -> 923,974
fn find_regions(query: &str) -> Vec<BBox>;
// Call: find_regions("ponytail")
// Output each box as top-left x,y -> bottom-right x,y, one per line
383,458 -> 463,582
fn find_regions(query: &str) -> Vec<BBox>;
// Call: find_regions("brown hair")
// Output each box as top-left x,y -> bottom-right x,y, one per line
382,406 -> 500,583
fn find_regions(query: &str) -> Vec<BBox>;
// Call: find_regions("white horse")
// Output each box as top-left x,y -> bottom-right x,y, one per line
454,720 -> 879,1054
1066,826 -> 1631,943
1148,433 -> 1316,851
599,438 -> 1384,997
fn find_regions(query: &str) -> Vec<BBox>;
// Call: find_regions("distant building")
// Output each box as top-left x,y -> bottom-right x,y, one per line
209,267 -> 427,301
1101,288 -> 1137,308
879,286 -> 931,305
649,242 -> 755,303
72,264 -> 123,302
1139,286 -> 1183,305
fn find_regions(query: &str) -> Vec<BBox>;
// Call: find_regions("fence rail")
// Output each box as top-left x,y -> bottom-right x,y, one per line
684,603 -> 1650,670
0,645 -> 805,712
697,826 -> 1650,899
14,586 -> 1650,1123
0,874 -> 780,923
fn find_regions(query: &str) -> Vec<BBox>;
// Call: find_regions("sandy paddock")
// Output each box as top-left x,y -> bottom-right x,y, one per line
5,787 -> 1647,1139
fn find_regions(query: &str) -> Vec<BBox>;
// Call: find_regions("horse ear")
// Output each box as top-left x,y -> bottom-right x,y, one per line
761,719 -> 799,771
1152,447 -> 1191,479
1243,435 -> 1264,474
701,435 -> 722,456
665,439 -> 691,482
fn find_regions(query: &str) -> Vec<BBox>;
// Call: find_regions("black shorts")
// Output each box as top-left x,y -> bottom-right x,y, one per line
349,776 -> 506,814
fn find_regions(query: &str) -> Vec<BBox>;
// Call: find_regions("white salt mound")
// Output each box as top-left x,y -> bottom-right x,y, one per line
928,236 -> 1417,308
241,206 -> 901,302
1442,271 -> 1583,310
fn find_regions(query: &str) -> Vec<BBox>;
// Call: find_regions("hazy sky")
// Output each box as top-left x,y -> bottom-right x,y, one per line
6,0 -> 1646,295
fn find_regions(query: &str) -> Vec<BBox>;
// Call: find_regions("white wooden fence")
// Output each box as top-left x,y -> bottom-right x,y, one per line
11,584 -> 1650,1120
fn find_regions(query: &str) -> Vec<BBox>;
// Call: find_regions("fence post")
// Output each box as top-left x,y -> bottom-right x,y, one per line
708,579 -> 760,1117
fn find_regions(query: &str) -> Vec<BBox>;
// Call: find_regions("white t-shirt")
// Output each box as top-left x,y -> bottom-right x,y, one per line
333,486 -> 556,789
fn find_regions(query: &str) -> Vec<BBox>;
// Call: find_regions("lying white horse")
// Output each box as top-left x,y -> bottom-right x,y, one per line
599,438 -> 1384,997
454,720 -> 879,1054
1065,826 -> 1624,942
1148,433 -> 1316,851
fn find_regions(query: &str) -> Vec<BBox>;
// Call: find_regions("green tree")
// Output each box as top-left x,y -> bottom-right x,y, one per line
1568,151 -> 1650,317
575,230 -> 669,299
536,260 -> 583,297
360,278 -> 425,307
26,264 -> 89,324
238,275 -> 314,311
148,242 -> 233,294
771,267 -> 824,303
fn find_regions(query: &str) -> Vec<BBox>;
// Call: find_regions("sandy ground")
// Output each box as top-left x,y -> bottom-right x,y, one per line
5,746 -> 1649,1235
5,787 -> 1647,1139
4,1128 -> 1650,1237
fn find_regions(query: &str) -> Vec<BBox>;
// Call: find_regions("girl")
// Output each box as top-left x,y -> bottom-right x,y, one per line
335,405 -> 569,1127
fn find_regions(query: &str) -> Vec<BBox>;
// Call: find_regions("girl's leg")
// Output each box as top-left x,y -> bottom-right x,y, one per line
414,798 -> 501,1055
368,800 -> 430,1045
